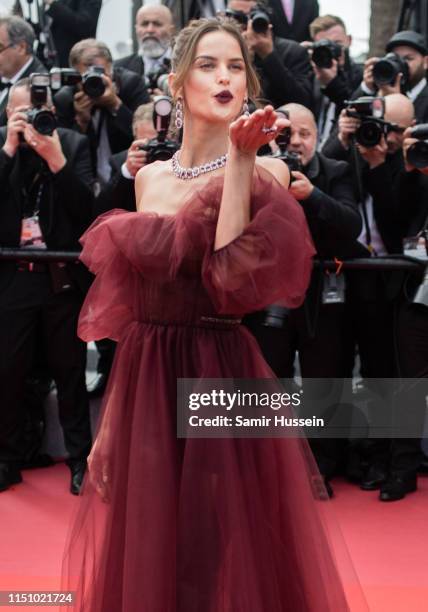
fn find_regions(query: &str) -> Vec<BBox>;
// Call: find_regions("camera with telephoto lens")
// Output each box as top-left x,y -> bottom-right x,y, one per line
406,124 -> 428,168
344,96 -> 396,147
26,73 -> 57,136
225,5 -> 270,33
81,65 -> 106,98
49,65 -> 106,98
249,6 -> 271,33
137,96 -> 179,163
311,39 -> 342,69
373,53 -> 410,91
270,109 -> 303,173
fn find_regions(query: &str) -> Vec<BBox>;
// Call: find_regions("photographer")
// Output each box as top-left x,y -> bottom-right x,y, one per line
115,4 -> 174,93
54,39 -> 150,191
0,78 -> 94,494
244,103 -> 362,492
0,16 -> 47,125
226,0 -> 313,108
43,0 -> 102,68
305,15 -> 363,149
355,30 -> 428,123
323,94 -> 417,499
267,0 -> 319,43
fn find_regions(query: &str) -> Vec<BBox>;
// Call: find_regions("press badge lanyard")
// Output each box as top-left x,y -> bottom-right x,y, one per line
20,174 -> 47,249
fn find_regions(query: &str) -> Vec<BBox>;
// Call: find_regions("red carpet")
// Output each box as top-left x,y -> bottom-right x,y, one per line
0,463 -> 427,611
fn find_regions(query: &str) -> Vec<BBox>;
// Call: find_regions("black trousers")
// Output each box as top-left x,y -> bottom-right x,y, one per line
244,302 -> 350,478
0,270 -> 92,464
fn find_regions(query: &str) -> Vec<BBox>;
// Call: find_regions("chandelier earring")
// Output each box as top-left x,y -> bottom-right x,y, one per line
175,97 -> 184,130
242,98 -> 250,117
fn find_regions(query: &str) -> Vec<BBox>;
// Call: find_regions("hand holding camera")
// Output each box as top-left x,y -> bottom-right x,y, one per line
288,171 -> 314,200
93,73 -> 121,113
23,122 -> 66,174
338,108 -> 361,148
362,57 -> 380,92
73,90 -> 94,131
357,137 -> 388,169
3,106 -> 29,157
125,139 -> 151,177
312,59 -> 339,87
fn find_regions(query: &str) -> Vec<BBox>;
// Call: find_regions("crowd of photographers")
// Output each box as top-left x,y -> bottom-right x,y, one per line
0,2 -> 427,503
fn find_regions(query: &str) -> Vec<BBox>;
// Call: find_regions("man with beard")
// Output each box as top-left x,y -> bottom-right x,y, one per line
355,30 -> 428,123
114,5 -> 174,96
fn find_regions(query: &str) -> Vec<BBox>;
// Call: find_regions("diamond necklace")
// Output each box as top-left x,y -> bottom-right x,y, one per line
171,150 -> 228,180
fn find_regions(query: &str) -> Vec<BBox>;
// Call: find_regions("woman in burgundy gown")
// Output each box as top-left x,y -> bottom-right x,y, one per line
63,18 -> 367,612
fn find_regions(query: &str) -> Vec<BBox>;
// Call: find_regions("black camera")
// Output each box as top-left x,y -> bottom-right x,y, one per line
249,6 -> 270,33
344,97 -> 391,147
144,59 -> 171,94
311,39 -> 342,69
27,73 -> 57,136
82,65 -> 106,98
270,109 -> 303,173
137,96 -> 179,163
407,124 -> 428,168
225,5 -> 270,33
373,53 -> 410,91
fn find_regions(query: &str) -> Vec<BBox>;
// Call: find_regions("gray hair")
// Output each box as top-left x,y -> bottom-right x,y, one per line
69,39 -> 113,68
0,16 -> 35,54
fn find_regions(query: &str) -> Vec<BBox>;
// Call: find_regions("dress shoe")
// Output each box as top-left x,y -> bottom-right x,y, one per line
0,463 -> 22,492
379,472 -> 417,502
87,373 -> 108,398
360,465 -> 388,490
67,460 -> 87,495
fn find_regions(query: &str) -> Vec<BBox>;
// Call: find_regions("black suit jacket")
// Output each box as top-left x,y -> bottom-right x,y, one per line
255,37 -> 313,108
46,0 -> 102,68
94,150 -> 137,218
0,56 -> 47,126
114,54 -> 145,78
301,152 -> 362,258
54,67 -> 150,161
0,127 -> 94,293
268,0 -> 319,42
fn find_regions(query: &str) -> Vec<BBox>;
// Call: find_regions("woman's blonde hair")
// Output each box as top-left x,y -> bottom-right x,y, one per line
170,18 -> 260,101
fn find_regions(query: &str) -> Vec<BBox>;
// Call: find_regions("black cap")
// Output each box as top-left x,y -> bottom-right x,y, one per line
386,30 -> 428,56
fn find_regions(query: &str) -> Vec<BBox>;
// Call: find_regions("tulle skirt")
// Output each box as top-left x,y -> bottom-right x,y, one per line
62,321 -> 367,612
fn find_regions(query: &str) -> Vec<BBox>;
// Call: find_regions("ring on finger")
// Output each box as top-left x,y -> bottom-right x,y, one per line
261,125 -> 277,135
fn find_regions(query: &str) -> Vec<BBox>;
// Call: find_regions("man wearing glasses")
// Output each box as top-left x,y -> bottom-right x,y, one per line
0,16 -> 47,125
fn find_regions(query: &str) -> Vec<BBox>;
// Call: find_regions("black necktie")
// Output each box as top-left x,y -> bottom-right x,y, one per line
0,81 -> 11,92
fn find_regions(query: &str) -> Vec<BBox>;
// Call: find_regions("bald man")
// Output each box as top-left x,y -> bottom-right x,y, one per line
322,93 -> 418,499
115,5 -> 174,85
244,102 -> 363,494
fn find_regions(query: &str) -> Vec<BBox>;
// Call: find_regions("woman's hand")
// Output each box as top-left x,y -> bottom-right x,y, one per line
229,105 -> 290,157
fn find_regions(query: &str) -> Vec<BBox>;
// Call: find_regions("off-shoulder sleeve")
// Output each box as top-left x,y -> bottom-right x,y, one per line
77,208 -> 182,341
201,168 -> 315,314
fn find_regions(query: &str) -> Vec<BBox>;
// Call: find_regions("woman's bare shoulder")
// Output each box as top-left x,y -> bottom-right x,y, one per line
136,159 -> 171,183
255,156 -> 291,189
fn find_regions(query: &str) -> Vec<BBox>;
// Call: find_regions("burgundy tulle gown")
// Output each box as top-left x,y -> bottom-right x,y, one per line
62,166 -> 365,611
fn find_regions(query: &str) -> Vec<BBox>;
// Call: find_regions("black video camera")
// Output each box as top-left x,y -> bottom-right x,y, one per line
49,65 -> 106,98
270,109 -> 303,173
27,73 -> 57,136
311,39 -> 342,69
407,124 -> 428,168
137,96 -> 179,163
373,53 -> 410,91
344,97 -> 391,147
